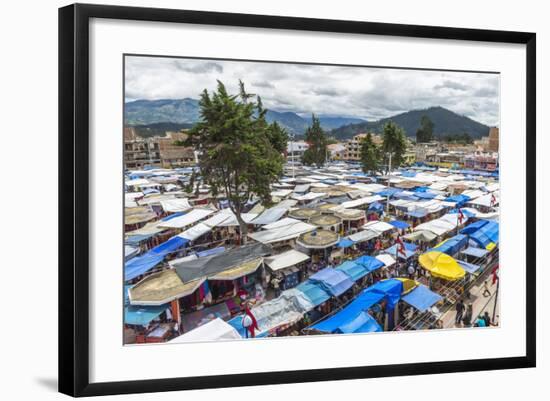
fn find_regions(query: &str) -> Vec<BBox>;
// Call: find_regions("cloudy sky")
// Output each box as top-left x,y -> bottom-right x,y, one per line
125,55 -> 500,126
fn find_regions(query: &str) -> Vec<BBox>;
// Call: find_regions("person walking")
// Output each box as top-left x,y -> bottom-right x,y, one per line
407,262 -> 416,279
455,299 -> 465,325
483,311 -> 492,327
482,280 -> 491,297
462,303 -> 473,327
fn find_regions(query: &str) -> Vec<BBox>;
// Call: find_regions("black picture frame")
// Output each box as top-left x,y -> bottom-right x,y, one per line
59,3 -> 536,397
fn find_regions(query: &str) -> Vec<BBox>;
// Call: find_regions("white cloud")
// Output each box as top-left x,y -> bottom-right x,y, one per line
125,56 -> 500,126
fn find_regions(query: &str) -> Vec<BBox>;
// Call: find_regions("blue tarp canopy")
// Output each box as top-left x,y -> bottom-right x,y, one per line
389,220 -> 410,230
414,191 -> 437,200
384,242 -> 417,260
196,246 -> 225,258
460,219 -> 489,235
457,260 -> 483,274
125,236 -> 189,281
401,171 -> 417,178
124,286 -> 169,325
308,268 -> 355,296
368,202 -> 384,213
376,187 -> 401,198
470,220 -> 499,248
335,261 -> 370,281
354,255 -> 385,272
401,284 -> 442,312
338,311 -> 383,334
449,208 -> 476,218
309,279 -> 403,333
432,234 -> 468,256
337,238 -> 355,248
296,281 -> 331,306
461,246 -> 489,258
444,194 -> 471,207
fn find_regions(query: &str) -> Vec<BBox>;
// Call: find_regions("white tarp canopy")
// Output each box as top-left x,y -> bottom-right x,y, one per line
347,229 -> 379,243
414,213 -> 468,236
291,192 -> 326,201
125,192 -> 144,201
218,212 -> 259,227
264,249 -> 310,271
263,217 -> 301,230
158,208 -> 215,229
248,221 -> 316,244
168,318 -> 241,343
362,220 -> 395,235
125,178 -> 150,187
341,195 -> 384,209
251,288 -> 315,334
270,189 -> 293,198
467,191 -> 499,207
376,254 -> 396,267
252,207 -> 288,225
160,198 -> 192,213
350,183 -> 386,192
178,222 -> 211,241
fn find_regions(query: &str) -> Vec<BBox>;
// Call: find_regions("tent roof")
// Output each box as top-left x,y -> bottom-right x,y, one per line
375,253 -> 396,267
295,281 -> 331,306
418,251 -> 465,281
401,284 -> 443,312
129,270 -> 204,305
335,260 -> 370,281
160,198 -> 192,213
168,318 -> 241,343
158,208 -> 215,229
124,236 -> 189,281
125,303 -> 169,326
251,207 -> 288,225
308,268 -> 354,296
248,221 -> 316,244
173,243 -> 272,283
461,246 -> 489,258
264,249 -> 310,271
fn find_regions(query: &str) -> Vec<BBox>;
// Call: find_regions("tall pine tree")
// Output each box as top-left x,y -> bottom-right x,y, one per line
360,133 -> 380,175
185,80 -> 287,243
302,114 -> 328,167
382,121 -> 408,171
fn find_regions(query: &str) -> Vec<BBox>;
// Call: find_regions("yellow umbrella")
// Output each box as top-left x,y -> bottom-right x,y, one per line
418,251 -> 465,281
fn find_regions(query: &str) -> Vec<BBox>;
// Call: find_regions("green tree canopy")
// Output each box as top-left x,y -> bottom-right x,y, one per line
360,133 -> 381,175
185,80 -> 287,243
302,115 -> 328,167
381,121 -> 408,171
416,115 -> 434,143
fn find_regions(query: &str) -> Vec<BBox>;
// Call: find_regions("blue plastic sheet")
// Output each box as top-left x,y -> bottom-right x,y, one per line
309,279 -> 403,333
469,220 -> 499,248
431,234 -> 468,256
389,220 -> 410,230
337,238 -> 355,248
384,242 -> 417,260
125,236 -> 189,281
295,281 -> 331,307
308,268 -> 354,296
354,255 -> 385,272
460,220 -> 489,235
402,284 -> 442,312
335,261 -> 370,281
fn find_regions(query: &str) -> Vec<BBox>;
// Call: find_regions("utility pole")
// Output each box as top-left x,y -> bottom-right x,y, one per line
386,152 -> 392,215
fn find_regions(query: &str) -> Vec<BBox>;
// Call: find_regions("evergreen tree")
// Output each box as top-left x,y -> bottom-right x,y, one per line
359,133 -> 380,174
381,121 -> 408,171
302,114 -> 328,167
416,115 -> 434,143
185,80 -> 285,243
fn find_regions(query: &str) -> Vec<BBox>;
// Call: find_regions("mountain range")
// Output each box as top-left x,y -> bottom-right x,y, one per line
331,106 -> 491,139
124,98 -> 491,139
124,98 -> 365,135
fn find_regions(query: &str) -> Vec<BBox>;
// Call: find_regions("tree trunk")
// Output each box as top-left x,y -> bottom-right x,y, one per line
235,212 -> 248,245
